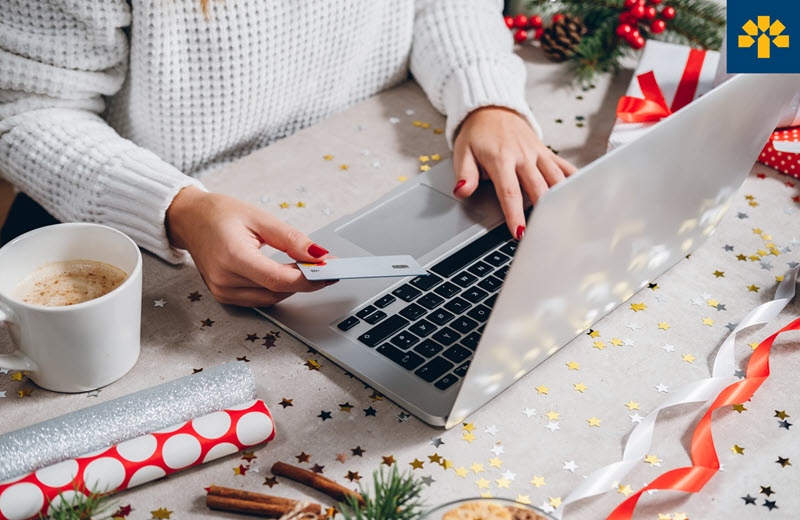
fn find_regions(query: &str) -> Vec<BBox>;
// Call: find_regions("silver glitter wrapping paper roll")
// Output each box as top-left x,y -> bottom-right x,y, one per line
0,361 -> 256,482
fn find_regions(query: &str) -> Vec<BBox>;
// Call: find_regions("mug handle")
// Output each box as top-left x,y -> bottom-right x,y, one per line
0,303 -> 37,371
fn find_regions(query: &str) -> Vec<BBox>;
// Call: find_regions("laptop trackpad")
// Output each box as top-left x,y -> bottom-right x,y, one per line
336,184 -> 485,260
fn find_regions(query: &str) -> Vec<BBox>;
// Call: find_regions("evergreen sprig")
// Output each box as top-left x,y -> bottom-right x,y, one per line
39,483 -> 117,520
338,466 -> 427,520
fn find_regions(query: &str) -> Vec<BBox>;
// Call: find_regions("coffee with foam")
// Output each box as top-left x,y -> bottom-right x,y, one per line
13,260 -> 127,307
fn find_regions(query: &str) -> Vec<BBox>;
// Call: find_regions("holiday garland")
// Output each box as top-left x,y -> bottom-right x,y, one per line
506,0 -> 725,85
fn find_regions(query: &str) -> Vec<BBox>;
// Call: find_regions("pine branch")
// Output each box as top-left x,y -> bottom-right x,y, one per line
668,0 -> 726,26
338,467 -> 426,520
39,483 -> 117,520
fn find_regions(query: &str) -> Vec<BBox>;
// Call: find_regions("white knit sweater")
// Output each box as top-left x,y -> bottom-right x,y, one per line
0,0 -> 537,262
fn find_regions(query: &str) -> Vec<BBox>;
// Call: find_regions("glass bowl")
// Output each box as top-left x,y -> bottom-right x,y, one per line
423,497 -> 557,520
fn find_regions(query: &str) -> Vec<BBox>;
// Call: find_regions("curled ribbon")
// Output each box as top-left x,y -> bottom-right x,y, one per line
616,48 -> 707,123
557,265 -> 800,518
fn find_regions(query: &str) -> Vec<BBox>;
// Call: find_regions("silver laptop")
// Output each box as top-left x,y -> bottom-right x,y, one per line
259,73 -> 799,428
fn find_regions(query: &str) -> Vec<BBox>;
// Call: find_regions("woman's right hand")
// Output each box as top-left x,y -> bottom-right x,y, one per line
166,187 -> 335,307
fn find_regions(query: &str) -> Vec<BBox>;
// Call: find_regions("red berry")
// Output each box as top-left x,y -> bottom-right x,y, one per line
514,29 -> 528,43
552,13 -> 565,23
629,4 -> 646,18
616,23 -> 633,37
529,15 -> 543,28
619,12 -> 634,24
650,19 -> 666,33
514,14 -> 528,28
649,0 -> 662,4
644,6 -> 657,19
623,0 -> 636,7
661,5 -> 676,19
534,27 -> 544,39
627,28 -> 642,42
631,36 -> 646,49
504,16 -> 515,29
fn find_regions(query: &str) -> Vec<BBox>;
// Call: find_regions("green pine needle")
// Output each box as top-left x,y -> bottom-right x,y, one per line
39,483 -> 117,520
338,466 -> 427,520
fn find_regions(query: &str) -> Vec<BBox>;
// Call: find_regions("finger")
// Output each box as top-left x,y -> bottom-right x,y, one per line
537,155 -> 566,187
248,211 -> 331,262
452,142 -> 481,198
481,153 -> 527,240
214,286 -> 291,307
516,160 -> 550,207
554,154 -> 579,177
236,250 -> 329,293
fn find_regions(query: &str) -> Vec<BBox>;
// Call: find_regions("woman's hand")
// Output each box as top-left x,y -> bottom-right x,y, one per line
452,106 -> 577,240
166,187 -> 334,307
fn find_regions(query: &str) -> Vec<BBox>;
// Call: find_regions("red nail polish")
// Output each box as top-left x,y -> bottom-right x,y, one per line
308,244 -> 329,257
453,180 -> 466,194
516,225 -> 525,240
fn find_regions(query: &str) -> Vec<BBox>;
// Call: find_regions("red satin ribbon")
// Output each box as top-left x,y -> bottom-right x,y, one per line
616,48 -> 707,123
607,316 -> 800,519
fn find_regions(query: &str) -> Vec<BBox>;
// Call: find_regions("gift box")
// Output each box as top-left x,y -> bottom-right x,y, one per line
607,40 -> 720,151
759,127 -> 800,178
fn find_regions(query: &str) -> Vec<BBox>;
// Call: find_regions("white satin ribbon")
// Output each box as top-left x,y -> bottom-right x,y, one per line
557,266 -> 800,518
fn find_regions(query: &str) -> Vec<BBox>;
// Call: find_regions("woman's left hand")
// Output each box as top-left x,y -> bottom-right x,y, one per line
452,106 -> 577,240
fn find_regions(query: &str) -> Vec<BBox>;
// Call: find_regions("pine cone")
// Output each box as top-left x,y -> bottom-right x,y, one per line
540,14 -> 586,62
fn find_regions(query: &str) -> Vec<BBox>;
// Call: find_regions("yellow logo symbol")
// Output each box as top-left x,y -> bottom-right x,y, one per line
739,16 -> 789,58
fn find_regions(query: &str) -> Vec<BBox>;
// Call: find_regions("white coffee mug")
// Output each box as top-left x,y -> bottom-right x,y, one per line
0,223 -> 142,392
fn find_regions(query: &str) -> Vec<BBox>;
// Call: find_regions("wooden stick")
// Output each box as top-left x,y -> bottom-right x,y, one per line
205,488 -> 322,518
208,486 -> 300,507
271,461 -> 365,506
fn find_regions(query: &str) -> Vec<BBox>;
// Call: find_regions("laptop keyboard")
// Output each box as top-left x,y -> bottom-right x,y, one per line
336,224 -> 518,391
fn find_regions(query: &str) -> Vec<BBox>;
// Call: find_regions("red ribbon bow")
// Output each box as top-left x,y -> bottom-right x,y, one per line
616,48 -> 707,123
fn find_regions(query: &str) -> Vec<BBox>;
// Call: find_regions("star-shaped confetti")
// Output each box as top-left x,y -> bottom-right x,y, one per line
593,340 -> 607,350
775,410 -> 789,420
17,388 -> 32,398
488,457 -> 503,468
363,406 -> 377,417
531,475 -> 546,487
644,454 -> 662,467
523,408 -> 537,417
566,361 -> 580,370
574,383 -> 588,393
630,302 -> 647,312
311,464 -> 325,474
339,402 -> 353,413
682,354 -> 696,363
657,322 -> 670,331
495,477 -> 511,488
587,416 -> 601,427
535,384 -> 549,394
742,494 -> 757,505
732,403 -> 747,413
410,458 -> 424,469
430,437 -> 444,447
279,398 -> 293,408
11,372 -> 22,381
776,456 -> 791,467
730,444 -> 745,455
475,478 -> 490,489
470,462 -> 484,474
454,467 -> 469,478
701,318 -> 715,326
760,485 -> 774,496
305,359 -> 321,371
655,383 -> 669,393
352,446 -> 366,457
563,460 -> 578,472
296,452 -> 311,463
345,471 -> 360,482
150,508 -> 172,520
382,456 -> 396,466
263,477 -> 278,488
318,411 -> 332,421
545,421 -> 560,432
625,401 -> 639,411
233,464 -> 249,476
462,431 -> 476,443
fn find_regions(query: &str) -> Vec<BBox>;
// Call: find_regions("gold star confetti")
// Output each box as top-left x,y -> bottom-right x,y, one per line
748,254 -> 760,261
339,403 -> 353,413
279,202 -> 289,209
382,456 -> 395,466
10,372 -> 22,381
566,361 -> 580,370
729,444 -> 745,455
777,456 -> 791,467
732,404 -> 747,413
433,128 -> 443,134
587,416 -> 601,427
748,342 -> 760,350
707,299 -> 719,307
470,462 -> 484,474
625,401 -> 640,411
618,484 -> 634,497
589,329 -> 601,338
776,410 -> 790,420
530,475 -> 546,488
545,410 -> 560,421
17,388 -> 32,398
412,121 -> 422,127
516,495 -> 532,505
480,491 -> 493,498
777,275 -> 785,282
757,249 -> 768,257
369,392 -> 383,402
409,459 -> 424,470
150,508 -> 172,520
339,164 -> 349,171
462,422 -> 476,433
712,270 -> 725,278
419,155 -> 430,162
454,467 -> 469,478
574,383 -> 588,393
736,253 -> 747,261
488,457 -> 503,468
630,302 -> 647,312
323,155 -> 333,161
442,459 -> 454,470
593,340 -> 607,350
535,384 -> 549,394
747,284 -> 760,292
611,338 -> 624,347
751,226 -> 761,233
428,453 -> 442,464
658,322 -> 670,331
682,354 -> 696,363
397,176 -> 407,182
462,432 -> 476,443
495,477 -> 511,489
431,154 -> 441,160
421,123 -> 430,128
296,201 -> 305,208
658,514 -> 671,520
749,201 -> 759,207
644,454 -> 661,466
548,497 -> 562,509
475,478 -> 490,489
420,164 -> 431,172
304,359 -> 321,371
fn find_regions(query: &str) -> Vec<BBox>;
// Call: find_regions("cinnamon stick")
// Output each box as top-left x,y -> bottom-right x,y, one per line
206,487 -> 322,518
271,461 -> 365,506
208,486 -> 303,507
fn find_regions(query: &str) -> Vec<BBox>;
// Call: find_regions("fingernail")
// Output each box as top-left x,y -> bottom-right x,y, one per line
325,280 -> 340,286
516,225 -> 525,240
308,244 -> 329,257
453,180 -> 466,194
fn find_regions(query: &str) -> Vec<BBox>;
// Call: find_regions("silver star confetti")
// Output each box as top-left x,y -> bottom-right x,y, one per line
153,299 -> 166,308
563,460 -> 578,472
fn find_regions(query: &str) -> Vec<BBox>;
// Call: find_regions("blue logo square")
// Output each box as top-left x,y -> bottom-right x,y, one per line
727,0 -> 800,73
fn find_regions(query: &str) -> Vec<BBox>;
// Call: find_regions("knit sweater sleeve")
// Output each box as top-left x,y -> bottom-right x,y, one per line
0,0 -> 204,263
410,0 -> 542,147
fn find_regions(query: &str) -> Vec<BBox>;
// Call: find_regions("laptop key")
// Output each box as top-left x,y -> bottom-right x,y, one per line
434,282 -> 460,299
443,344 -> 471,363
399,303 -> 426,321
390,331 -> 420,349
415,356 -> 454,382
364,310 -> 387,324
467,305 -> 491,322
467,261 -> 493,277
484,294 -> 498,308
377,344 -> 425,370
414,339 -> 444,358
495,266 -> 510,280
461,331 -> 481,350
392,283 -> 421,302
337,316 -> 360,331
417,293 -> 445,310
408,319 -> 437,337
453,271 -> 478,288
432,327 -> 459,345
431,224 -> 513,278
463,287 -> 489,303
374,294 -> 396,308
499,241 -> 518,257
356,305 -> 377,319
450,316 -> 478,334
428,309 -> 455,326
444,297 -> 472,315
454,360 -> 471,377
484,251 -> 510,267
410,273 -> 443,291
478,276 -> 503,293
435,373 -> 459,391
357,315 -> 409,347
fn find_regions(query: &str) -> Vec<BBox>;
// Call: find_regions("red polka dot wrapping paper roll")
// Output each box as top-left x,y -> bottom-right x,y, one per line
0,400 -> 276,520
759,127 -> 800,179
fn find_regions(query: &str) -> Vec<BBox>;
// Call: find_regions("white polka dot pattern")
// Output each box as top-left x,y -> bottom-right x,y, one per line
759,128 -> 800,178
0,400 -> 275,520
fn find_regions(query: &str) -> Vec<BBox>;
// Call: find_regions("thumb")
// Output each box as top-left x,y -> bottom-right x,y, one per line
452,143 -> 480,199
250,210 -> 331,263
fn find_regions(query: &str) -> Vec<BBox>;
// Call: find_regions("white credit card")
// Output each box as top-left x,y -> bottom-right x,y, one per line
297,255 -> 428,281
